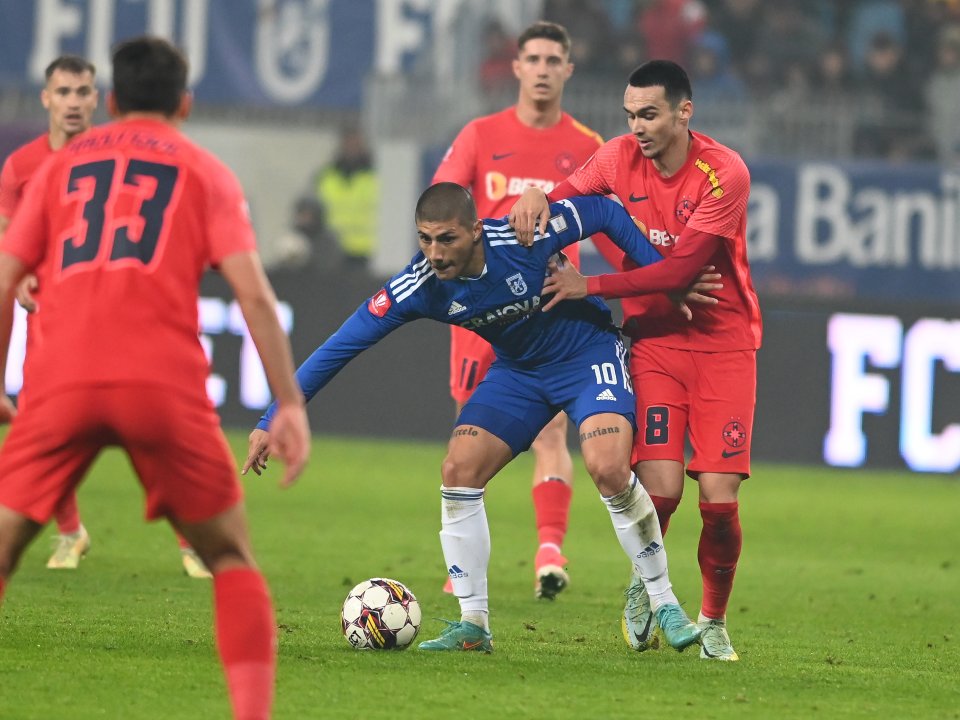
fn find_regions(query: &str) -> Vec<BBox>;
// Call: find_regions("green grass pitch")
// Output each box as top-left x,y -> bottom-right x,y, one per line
0,433 -> 957,719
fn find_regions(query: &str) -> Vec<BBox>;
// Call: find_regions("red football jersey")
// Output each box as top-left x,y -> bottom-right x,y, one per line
0,134 -> 54,219
1,118 -> 257,395
562,130 -> 761,351
432,107 -> 603,268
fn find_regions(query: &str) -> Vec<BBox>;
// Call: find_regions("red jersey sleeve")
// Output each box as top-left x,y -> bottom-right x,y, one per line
685,152 -> 750,240
204,158 -> 257,265
561,138 -> 621,196
0,156 -> 19,218
431,121 -> 479,187
0,156 -> 54,269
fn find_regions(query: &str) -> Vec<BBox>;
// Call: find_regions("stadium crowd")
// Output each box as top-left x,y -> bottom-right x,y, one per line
474,0 -> 960,163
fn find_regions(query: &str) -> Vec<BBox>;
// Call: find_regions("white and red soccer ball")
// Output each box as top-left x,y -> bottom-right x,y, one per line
340,578 -> 421,650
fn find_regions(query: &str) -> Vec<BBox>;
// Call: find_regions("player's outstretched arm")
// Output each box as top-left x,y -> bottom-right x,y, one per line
220,251 -> 310,487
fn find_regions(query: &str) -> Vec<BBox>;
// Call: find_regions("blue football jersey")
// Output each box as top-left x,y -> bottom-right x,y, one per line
258,195 -> 662,429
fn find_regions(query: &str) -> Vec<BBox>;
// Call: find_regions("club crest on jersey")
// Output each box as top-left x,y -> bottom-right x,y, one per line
368,289 -> 391,317
675,198 -> 696,224
506,273 -> 528,296
555,151 -> 576,175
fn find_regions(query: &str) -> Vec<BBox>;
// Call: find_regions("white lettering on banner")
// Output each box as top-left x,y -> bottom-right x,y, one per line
255,0 -> 330,103
375,0 -> 430,74
795,164 -> 960,270
3,298 -> 292,411
745,183 -> 778,261
28,0 -> 210,86
824,313 -> 960,472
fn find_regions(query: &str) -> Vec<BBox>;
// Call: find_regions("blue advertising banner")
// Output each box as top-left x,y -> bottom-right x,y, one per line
746,160 -> 960,305
0,0 -> 395,108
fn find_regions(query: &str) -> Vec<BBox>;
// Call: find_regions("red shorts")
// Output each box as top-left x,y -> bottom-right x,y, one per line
630,343 -> 756,478
0,384 -> 242,524
449,325 -> 495,404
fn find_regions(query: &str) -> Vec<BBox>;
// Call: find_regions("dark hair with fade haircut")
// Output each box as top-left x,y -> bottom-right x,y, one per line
517,20 -> 571,55
628,60 -> 693,107
45,55 -> 96,80
416,182 -> 477,228
111,36 -> 187,116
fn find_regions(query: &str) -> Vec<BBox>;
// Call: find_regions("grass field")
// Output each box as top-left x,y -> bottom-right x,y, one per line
0,433 -> 957,720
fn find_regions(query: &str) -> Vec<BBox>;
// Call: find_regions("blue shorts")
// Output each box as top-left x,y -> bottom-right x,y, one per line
457,333 -> 636,456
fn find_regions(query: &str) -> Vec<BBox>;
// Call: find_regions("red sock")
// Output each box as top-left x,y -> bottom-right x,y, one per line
698,502 -> 742,619
54,492 -> 81,535
214,568 -> 277,720
0,576 -> 6,605
649,494 -> 680,536
532,479 -> 572,548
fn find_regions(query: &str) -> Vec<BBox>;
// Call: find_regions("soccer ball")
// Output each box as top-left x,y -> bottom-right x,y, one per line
340,578 -> 422,650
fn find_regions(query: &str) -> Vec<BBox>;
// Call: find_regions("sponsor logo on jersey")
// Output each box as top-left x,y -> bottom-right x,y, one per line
368,289 -> 391,317
484,172 -> 556,201
460,296 -> 542,330
628,193 -> 648,203
695,157 -> 724,198
647,228 -> 678,246
506,273 -> 528,296
492,151 -> 514,160
447,300 -> 468,315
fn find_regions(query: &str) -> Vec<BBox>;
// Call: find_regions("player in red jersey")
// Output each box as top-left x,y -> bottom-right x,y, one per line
432,21 -> 604,599
0,37 -> 310,719
0,55 -> 211,579
510,60 -> 760,660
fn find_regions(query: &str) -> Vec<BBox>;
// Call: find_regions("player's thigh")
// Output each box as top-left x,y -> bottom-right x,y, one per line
686,350 -> 756,478
449,326 -> 495,404
171,503 -> 255,572
457,367 -> 556,459
109,386 -> 242,523
443,425 -> 514,489
576,412 -> 635,496
0,390 -> 102,524
531,411 -> 569,454
630,343 -> 691,466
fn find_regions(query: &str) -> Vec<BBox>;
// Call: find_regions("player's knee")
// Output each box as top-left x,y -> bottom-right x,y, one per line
440,454 -> 476,488
584,456 -> 631,495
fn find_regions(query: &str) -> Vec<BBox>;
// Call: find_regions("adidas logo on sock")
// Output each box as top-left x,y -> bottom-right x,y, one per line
596,388 -> 617,401
448,300 -> 468,315
448,564 -> 468,579
637,541 -> 662,559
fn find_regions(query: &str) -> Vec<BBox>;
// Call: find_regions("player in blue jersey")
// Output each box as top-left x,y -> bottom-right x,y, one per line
244,182 -> 717,652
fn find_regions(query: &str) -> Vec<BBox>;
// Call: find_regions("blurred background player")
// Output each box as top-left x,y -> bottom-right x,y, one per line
0,36 -> 310,720
0,55 -> 211,578
510,59 -> 760,661
431,20 -> 604,599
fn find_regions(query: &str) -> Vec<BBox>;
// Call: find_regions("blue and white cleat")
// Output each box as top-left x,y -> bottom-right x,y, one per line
418,620 -> 493,653
654,603 -> 703,651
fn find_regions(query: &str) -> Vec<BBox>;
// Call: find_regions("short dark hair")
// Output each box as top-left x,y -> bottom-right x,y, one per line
45,55 -> 96,81
517,21 -> 571,55
416,183 -> 477,228
628,60 -> 693,106
111,36 -> 188,116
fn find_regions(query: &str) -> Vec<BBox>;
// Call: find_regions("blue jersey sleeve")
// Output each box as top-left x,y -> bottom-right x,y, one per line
256,283 -> 419,430
542,196 -> 663,268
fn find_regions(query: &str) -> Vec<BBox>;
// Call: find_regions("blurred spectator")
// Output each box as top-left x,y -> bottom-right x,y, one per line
635,0 -> 707,66
478,18 -> 516,97
687,29 -> 747,104
853,31 -> 933,161
705,0 -> 763,79
277,124 -> 378,274
751,0 -> 829,92
815,39 -> 855,103
541,0 -> 617,76
925,24 -> 960,166
846,0 -> 905,73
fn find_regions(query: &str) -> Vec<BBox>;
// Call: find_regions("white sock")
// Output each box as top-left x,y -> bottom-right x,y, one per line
699,612 -> 724,624
438,486 -> 490,629
601,473 -> 679,609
